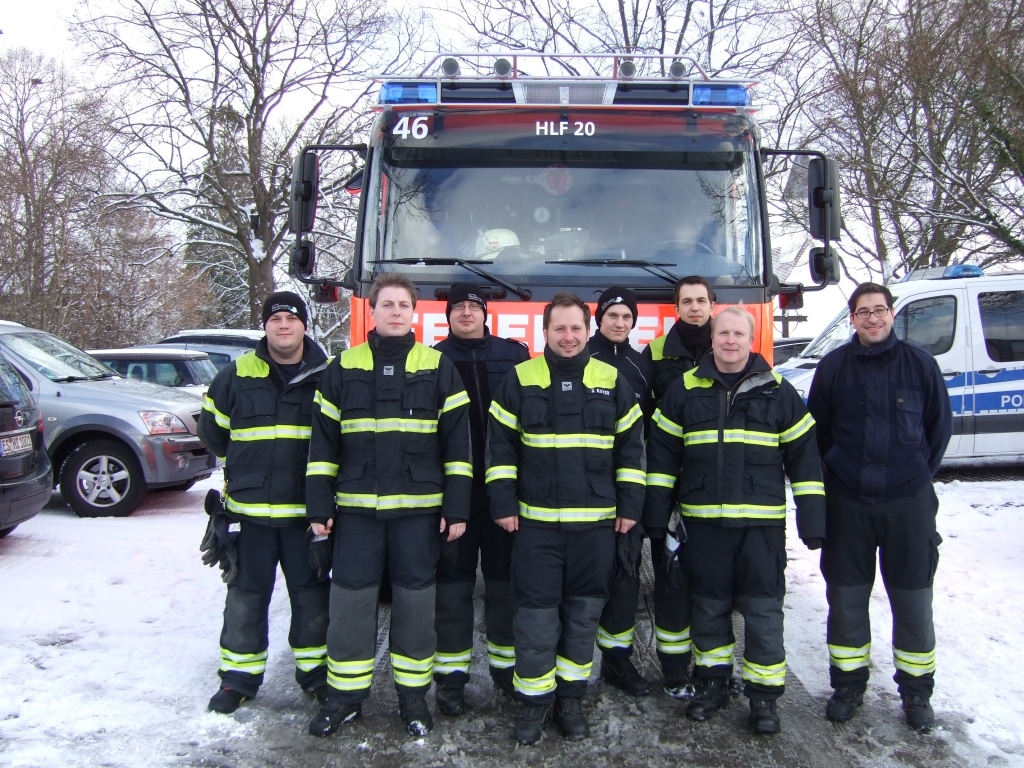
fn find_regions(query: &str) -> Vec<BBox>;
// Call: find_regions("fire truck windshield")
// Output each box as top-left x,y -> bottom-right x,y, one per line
359,124 -> 764,292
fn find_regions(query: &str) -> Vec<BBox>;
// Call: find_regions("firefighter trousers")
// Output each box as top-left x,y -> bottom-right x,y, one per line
511,524 -> 614,704
217,521 -> 330,698
325,513 -> 440,704
820,483 -> 940,698
597,527 -> 641,661
684,520 -> 787,700
434,506 -> 515,687
649,541 -> 693,681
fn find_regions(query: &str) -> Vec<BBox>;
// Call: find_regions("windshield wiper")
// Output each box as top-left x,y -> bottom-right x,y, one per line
52,375 -> 92,383
369,258 -> 532,300
546,259 -> 680,285
90,372 -> 117,380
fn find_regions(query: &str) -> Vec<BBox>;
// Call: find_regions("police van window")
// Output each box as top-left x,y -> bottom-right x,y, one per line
978,291 -> 1024,363
894,296 -> 956,356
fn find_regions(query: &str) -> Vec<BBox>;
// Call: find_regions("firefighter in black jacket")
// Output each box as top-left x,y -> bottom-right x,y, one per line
807,283 -> 952,732
488,292 -> 646,745
431,283 -> 530,715
587,287 -> 654,697
644,307 -> 825,735
305,274 -> 472,739
641,275 -> 715,698
198,291 -> 330,715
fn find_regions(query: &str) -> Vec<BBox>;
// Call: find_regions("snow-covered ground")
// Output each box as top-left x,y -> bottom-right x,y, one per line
1,470 -> 1022,767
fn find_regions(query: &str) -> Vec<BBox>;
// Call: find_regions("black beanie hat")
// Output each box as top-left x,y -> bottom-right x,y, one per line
596,286 -> 639,326
446,283 -> 488,321
262,291 -> 308,329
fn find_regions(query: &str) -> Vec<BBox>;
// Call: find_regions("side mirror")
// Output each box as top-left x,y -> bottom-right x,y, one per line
289,152 -> 319,234
809,246 -> 839,286
808,157 -> 842,241
290,238 -> 315,281
312,283 -> 340,303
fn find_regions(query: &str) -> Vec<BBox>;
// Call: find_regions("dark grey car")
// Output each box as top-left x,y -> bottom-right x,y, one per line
0,352 -> 52,536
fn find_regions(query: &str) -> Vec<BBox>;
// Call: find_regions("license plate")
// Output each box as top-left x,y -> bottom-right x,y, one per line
0,432 -> 32,456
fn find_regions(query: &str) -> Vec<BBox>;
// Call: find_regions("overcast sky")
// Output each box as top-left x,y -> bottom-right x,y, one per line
1,0 -> 77,57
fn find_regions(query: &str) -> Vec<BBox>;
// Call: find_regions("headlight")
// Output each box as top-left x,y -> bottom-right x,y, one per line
139,411 -> 190,435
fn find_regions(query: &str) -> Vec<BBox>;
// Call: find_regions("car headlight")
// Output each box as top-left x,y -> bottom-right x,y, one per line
139,411 -> 190,435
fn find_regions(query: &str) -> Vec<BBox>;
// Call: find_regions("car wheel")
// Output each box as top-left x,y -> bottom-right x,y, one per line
59,440 -> 146,518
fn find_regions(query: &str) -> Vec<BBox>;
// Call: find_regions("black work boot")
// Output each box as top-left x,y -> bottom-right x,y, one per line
748,698 -> 782,734
601,654 -> 651,697
553,696 -> 590,741
491,668 -> 515,699
663,670 -> 696,700
685,677 -> 731,721
308,699 -> 362,737
435,683 -> 466,716
514,701 -> 551,745
901,694 -> 934,732
826,686 -> 865,723
208,687 -> 248,714
399,695 -> 434,737
309,684 -> 332,707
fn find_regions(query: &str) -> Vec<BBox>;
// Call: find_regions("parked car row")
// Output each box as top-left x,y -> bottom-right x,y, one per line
0,324 -> 255,531
88,347 -> 218,397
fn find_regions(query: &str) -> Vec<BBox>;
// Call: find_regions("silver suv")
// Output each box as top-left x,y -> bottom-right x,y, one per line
0,322 -> 217,517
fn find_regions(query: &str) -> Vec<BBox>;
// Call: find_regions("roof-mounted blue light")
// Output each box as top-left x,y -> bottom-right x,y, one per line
943,264 -> 984,278
379,82 -> 439,105
692,84 -> 750,107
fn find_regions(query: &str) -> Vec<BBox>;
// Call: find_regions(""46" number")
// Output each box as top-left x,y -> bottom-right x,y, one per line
392,115 -> 430,140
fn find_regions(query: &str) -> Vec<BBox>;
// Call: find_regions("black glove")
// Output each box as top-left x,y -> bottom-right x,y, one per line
308,528 -> 333,582
803,537 -> 824,551
663,550 -> 685,595
199,489 -> 240,584
613,526 -> 642,594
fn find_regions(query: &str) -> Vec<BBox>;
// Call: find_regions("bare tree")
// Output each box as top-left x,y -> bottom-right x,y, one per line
440,0 -> 796,78
787,0 -> 1024,279
0,48 -> 218,345
72,0 -> 412,328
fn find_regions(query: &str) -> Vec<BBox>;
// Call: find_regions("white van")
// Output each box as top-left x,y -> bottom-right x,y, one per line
776,267 -> 1024,461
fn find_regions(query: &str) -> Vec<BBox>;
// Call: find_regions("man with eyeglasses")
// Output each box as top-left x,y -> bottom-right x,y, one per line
431,283 -> 530,715
807,282 -> 951,732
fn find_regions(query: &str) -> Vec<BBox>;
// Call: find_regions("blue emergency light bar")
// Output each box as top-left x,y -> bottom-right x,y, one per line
898,264 -> 985,281
376,53 -> 754,108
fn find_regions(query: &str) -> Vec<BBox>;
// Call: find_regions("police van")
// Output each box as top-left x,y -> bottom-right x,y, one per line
776,266 -> 1024,461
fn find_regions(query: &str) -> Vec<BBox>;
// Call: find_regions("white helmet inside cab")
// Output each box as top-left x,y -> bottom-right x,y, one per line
473,228 -> 519,259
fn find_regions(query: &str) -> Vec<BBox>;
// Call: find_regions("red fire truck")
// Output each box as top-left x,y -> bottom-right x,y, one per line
289,53 -> 840,357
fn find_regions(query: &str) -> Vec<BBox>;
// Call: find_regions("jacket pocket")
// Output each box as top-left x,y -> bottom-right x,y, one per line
583,393 -> 616,432
226,469 -> 266,494
402,373 -> 438,414
520,395 -> 549,428
588,470 -> 617,502
339,380 -> 374,413
895,389 -> 924,444
403,436 -> 443,487
236,385 -> 277,425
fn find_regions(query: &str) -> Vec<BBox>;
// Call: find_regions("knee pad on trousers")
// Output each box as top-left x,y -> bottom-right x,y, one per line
887,586 -> 935,653
734,595 -> 785,664
391,584 -> 438,662
826,583 -> 874,647
326,585 -> 378,661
